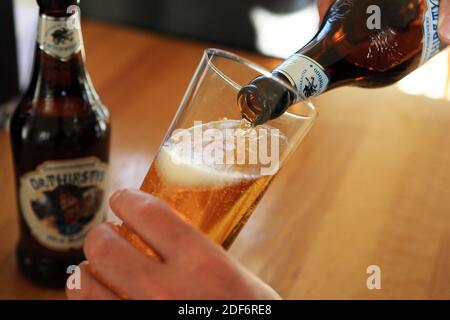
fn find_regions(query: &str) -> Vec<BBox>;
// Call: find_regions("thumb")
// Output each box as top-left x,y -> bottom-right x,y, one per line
439,0 -> 450,44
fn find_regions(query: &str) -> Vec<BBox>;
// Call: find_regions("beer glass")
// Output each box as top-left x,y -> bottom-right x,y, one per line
120,49 -> 317,251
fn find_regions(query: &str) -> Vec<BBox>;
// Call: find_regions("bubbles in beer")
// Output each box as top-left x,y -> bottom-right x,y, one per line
140,119 -> 289,247
158,120 -> 288,187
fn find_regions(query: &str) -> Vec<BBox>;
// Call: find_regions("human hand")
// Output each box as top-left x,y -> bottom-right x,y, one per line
66,189 -> 281,300
439,0 -> 450,44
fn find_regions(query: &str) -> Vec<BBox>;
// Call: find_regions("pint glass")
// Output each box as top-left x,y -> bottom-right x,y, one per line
121,49 -> 317,250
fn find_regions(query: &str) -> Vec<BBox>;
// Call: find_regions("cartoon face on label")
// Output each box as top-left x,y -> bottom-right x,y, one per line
38,15 -> 82,61
20,157 -> 108,251
31,185 -> 103,236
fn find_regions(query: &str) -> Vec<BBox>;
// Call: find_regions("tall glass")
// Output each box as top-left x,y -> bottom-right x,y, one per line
120,49 -> 317,250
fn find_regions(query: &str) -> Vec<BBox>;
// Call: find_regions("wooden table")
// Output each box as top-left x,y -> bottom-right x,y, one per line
1,20 -> 450,300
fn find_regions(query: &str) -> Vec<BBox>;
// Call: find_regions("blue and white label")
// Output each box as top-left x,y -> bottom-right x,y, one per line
274,54 -> 329,101
420,0 -> 441,65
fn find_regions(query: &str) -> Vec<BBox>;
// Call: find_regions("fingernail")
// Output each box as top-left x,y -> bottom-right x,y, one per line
439,15 -> 450,42
110,189 -> 126,204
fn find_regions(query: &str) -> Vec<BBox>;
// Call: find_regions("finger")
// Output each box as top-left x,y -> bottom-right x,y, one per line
439,0 -> 450,43
84,223 -> 164,299
65,261 -> 120,300
110,189 -> 208,259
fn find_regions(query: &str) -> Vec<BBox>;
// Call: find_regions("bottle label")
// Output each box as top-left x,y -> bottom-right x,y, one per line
420,0 -> 441,65
19,157 -> 108,251
37,14 -> 82,61
274,54 -> 330,100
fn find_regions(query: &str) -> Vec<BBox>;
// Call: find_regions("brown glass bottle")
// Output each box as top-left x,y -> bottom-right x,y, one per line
239,0 -> 445,126
10,0 -> 110,287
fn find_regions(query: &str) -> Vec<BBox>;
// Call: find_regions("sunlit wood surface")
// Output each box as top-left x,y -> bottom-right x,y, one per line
1,20 -> 450,300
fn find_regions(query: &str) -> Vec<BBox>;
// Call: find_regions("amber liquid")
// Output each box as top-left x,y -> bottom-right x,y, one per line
10,15 -> 110,286
117,120 -> 283,255
239,0 -> 446,126
10,112 -> 110,287
304,0 -> 426,89
140,161 -> 273,249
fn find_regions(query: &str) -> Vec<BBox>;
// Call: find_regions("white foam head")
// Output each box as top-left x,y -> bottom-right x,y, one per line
156,145 -> 247,187
155,120 -> 286,187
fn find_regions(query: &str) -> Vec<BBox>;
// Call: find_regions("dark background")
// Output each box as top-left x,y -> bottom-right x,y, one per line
0,0 -> 19,105
80,0 -> 314,51
1,0 -> 317,108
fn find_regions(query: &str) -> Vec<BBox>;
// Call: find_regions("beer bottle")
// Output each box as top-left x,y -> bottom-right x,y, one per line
9,0 -> 110,287
239,0 -> 445,126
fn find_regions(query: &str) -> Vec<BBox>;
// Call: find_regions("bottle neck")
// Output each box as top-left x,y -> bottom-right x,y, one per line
28,12 -> 95,101
273,20 -> 342,101
274,0 -> 444,99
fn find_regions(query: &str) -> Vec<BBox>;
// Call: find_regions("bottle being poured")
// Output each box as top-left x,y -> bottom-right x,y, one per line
238,0 -> 446,127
